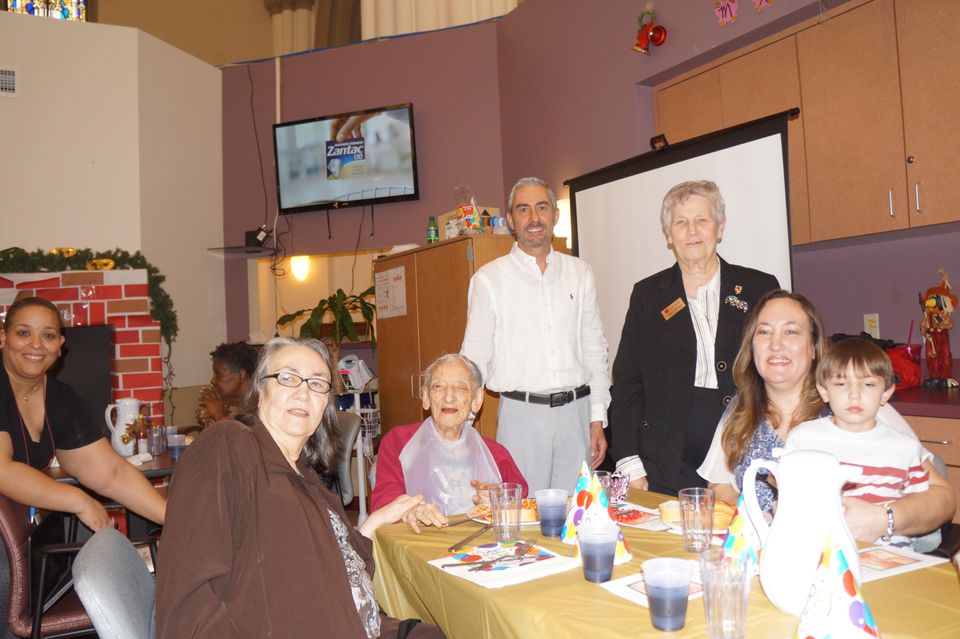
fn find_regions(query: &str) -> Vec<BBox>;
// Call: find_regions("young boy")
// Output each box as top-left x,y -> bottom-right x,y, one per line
784,338 -> 929,547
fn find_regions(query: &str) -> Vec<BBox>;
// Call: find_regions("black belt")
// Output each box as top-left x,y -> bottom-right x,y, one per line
501,384 -> 590,408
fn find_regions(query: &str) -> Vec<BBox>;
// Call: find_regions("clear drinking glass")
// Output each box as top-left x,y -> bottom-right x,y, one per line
700,549 -> 751,639
679,487 -> 715,552
490,482 -> 522,542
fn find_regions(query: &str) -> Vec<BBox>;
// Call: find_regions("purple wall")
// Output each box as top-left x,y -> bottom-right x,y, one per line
795,223 -> 960,341
222,23 -> 505,340
224,0 -> 960,353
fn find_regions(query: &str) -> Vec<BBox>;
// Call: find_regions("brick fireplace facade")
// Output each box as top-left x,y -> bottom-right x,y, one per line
0,269 -> 165,423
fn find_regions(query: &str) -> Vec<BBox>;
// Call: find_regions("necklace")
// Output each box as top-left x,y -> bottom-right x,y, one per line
22,380 -> 43,403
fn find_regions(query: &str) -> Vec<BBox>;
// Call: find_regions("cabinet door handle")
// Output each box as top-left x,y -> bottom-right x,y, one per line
888,189 -> 895,217
919,439 -> 952,446
914,183 -> 922,213
409,374 -> 417,399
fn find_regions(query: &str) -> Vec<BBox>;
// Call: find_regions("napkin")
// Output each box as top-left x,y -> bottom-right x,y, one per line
720,493 -> 761,575
560,462 -> 632,564
794,532 -> 880,639
431,541 -> 579,589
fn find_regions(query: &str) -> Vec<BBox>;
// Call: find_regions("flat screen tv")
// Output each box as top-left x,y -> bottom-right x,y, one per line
273,103 -> 420,213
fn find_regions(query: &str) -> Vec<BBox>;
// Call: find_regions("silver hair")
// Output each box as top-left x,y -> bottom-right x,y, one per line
508,177 -> 558,212
659,180 -> 726,234
420,353 -> 483,395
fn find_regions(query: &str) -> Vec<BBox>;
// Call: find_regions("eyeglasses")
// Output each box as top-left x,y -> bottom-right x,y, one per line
261,371 -> 332,394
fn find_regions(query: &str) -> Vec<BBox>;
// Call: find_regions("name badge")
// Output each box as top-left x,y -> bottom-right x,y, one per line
661,298 -> 686,321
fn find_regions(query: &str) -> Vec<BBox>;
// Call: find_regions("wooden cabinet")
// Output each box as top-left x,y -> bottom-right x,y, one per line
655,68 -> 723,144
896,0 -> 960,229
654,0 -> 960,245
374,235 -> 568,440
718,37 -> 810,245
903,415 -> 960,524
797,0 -> 908,242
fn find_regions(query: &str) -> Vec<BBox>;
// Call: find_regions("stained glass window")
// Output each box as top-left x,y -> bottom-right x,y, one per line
7,1 -> 87,22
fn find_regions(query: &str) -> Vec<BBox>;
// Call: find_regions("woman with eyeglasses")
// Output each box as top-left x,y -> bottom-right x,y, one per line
371,353 -> 527,519
156,337 -> 446,639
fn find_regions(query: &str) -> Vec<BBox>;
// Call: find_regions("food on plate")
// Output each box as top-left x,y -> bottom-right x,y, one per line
712,500 -> 736,530
608,505 -> 650,524
472,498 -> 539,523
658,498 -> 736,530
658,500 -> 681,524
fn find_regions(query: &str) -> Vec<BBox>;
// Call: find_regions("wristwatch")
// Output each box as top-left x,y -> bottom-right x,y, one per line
880,502 -> 895,543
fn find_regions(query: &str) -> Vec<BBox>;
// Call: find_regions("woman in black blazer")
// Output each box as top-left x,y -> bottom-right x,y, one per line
609,181 -> 779,495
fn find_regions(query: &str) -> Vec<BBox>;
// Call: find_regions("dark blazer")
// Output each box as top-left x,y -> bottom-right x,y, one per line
609,257 -> 779,493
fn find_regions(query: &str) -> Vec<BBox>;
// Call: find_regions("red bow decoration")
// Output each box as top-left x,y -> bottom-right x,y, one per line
633,7 -> 667,54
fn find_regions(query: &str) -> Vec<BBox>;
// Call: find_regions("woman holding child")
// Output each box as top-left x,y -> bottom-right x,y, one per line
698,289 -> 955,544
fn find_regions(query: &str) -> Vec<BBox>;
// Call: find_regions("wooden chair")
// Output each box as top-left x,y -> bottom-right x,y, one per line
0,494 -> 93,639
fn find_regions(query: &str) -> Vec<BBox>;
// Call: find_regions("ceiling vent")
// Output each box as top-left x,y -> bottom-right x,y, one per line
0,68 -> 18,97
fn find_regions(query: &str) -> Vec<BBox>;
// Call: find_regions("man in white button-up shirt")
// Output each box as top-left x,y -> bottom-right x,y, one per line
461,177 -> 611,493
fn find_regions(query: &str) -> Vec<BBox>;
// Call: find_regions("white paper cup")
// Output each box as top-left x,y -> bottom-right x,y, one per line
490,482 -> 522,542
700,549 -> 751,639
679,487 -> 715,553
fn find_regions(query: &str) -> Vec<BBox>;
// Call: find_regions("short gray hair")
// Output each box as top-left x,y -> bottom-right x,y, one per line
660,180 -> 726,234
420,353 -> 483,395
508,177 -> 558,212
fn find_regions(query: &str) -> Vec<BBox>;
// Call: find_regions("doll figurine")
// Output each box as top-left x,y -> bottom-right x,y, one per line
920,269 -> 958,388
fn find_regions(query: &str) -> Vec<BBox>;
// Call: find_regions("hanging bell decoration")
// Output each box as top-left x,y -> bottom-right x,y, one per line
633,5 -> 667,54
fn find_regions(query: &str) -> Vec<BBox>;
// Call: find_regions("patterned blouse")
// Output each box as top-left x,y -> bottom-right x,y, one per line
328,510 -> 380,638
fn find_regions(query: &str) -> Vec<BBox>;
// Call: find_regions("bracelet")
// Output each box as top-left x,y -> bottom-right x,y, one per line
880,502 -> 895,542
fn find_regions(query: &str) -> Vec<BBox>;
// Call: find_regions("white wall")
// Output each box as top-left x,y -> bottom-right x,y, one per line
0,13 -> 141,249
137,31 -> 225,387
0,14 -> 225,388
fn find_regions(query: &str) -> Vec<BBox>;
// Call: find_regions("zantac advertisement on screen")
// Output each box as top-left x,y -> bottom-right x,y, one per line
273,104 -> 419,212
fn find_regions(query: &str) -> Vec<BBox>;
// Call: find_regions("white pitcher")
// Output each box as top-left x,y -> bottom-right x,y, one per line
741,448 -> 861,617
104,398 -> 140,457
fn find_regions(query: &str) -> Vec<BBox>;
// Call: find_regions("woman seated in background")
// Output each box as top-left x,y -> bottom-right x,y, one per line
372,353 -> 527,517
0,297 -> 167,634
196,341 -> 258,426
698,289 -> 955,544
157,337 -> 445,639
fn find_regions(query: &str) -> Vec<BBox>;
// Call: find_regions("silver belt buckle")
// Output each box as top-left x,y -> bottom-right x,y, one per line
549,391 -> 570,408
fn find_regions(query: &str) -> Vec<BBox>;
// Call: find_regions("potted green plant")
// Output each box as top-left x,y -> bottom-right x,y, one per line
276,286 -> 376,393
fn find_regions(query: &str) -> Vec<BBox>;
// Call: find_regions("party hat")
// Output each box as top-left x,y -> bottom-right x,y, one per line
562,464 -> 632,563
794,532 -> 880,638
720,493 -> 761,575
560,461 -> 593,544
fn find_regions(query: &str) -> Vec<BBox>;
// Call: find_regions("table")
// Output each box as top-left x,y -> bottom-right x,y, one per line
373,490 -> 960,638
43,451 -> 178,485
44,452 -> 175,537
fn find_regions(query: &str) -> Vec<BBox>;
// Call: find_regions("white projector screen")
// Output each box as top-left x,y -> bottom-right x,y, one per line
568,114 -> 795,361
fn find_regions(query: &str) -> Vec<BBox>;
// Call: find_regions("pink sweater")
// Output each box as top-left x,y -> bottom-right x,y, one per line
371,422 -> 528,511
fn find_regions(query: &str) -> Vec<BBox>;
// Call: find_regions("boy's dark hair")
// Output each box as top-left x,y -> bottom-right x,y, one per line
816,338 -> 895,390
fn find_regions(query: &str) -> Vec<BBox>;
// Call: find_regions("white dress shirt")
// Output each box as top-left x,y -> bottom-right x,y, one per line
687,266 -> 721,389
461,243 -> 611,425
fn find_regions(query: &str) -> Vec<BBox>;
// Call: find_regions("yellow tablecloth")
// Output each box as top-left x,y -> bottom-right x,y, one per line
373,490 -> 960,638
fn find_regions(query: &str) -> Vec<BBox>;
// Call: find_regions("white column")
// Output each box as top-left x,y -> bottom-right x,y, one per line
293,0 -> 313,52
375,0 -> 397,37
415,0 -> 440,32
361,0 -> 377,41
280,2 -> 295,54
395,0 -> 415,36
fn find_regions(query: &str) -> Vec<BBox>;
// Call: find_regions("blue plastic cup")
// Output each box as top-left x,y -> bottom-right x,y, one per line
534,489 -> 568,537
642,557 -> 694,631
578,529 -> 619,583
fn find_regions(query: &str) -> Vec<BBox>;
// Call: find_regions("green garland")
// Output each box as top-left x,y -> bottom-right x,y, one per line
0,247 -> 178,347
